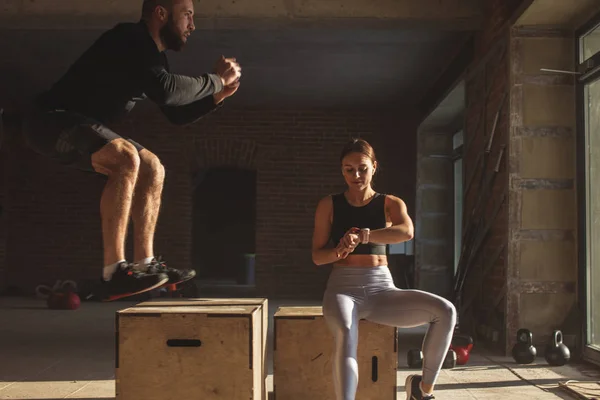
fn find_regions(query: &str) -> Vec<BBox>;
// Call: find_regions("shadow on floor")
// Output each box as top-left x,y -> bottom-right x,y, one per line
396,378 -> 574,391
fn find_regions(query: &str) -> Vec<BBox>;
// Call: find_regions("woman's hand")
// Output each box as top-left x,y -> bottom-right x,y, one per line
336,228 -> 360,259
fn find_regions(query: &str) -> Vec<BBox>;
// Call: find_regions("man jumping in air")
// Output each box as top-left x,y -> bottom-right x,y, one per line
23,0 -> 241,301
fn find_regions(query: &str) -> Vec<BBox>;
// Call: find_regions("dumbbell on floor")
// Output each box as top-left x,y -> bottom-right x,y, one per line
442,349 -> 457,369
407,349 -> 423,369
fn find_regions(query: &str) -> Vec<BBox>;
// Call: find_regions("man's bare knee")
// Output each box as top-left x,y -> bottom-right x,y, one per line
92,139 -> 140,175
139,149 -> 165,185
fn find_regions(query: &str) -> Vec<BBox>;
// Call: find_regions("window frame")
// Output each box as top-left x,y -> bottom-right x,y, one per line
576,9 -> 600,366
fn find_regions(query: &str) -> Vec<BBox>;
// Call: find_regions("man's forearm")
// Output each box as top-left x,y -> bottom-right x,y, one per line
145,68 -> 224,106
160,96 -> 222,126
369,225 -> 414,245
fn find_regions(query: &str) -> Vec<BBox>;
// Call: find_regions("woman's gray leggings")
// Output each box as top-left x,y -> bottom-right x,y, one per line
323,266 -> 457,400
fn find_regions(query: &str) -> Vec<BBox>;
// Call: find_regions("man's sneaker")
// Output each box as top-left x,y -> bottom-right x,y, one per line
144,256 -> 196,286
101,262 -> 169,302
405,375 -> 435,400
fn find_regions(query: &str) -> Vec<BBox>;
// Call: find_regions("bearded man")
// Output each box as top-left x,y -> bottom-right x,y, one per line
23,0 -> 242,301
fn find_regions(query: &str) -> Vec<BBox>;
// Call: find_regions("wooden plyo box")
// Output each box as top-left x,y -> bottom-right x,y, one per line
273,306 -> 398,400
116,304 -> 262,400
134,298 -> 269,400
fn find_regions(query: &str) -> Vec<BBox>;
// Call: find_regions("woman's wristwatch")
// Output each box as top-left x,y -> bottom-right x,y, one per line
359,228 -> 370,244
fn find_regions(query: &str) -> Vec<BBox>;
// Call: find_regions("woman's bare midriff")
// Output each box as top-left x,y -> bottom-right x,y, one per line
333,254 -> 387,268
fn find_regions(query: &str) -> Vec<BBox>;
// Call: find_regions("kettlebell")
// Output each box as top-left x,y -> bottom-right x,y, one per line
442,349 -> 457,369
36,279 -> 81,310
451,344 -> 473,365
511,328 -> 536,364
451,334 -> 474,348
544,330 -> 570,366
47,292 -> 65,309
62,291 -> 81,310
407,349 -> 423,369
451,334 -> 474,365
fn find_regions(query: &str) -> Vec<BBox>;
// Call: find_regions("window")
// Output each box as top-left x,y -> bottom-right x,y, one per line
389,240 -> 414,255
581,22 -> 600,63
577,12 -> 600,366
583,79 -> 600,352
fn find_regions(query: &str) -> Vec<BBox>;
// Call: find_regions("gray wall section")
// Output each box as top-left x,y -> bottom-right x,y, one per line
415,129 -> 455,297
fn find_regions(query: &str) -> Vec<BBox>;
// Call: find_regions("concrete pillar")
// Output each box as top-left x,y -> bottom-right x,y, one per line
507,28 -> 578,352
415,129 -> 454,297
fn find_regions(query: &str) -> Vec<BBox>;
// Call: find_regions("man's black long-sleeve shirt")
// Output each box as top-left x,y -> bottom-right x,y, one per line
35,21 -> 223,125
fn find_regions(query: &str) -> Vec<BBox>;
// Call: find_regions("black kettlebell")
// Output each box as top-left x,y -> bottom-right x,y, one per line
544,330 -> 570,366
442,349 -> 457,369
407,349 -> 423,369
512,328 -> 536,364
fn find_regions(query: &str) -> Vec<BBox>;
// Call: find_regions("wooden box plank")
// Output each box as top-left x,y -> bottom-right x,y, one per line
274,306 -> 397,400
116,305 -> 262,400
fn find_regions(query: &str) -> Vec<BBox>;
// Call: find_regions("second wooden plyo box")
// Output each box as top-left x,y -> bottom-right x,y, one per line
273,306 -> 398,400
119,298 -> 268,400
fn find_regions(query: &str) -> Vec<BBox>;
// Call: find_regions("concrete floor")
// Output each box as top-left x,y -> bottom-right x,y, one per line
0,296 -> 599,399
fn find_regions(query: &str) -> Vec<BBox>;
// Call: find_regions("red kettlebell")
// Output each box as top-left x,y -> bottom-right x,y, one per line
62,291 -> 81,310
37,280 -> 80,310
451,334 -> 474,365
451,343 -> 474,365
47,292 -> 65,309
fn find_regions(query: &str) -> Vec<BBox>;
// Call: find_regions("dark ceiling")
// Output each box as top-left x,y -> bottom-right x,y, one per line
0,26 -> 470,110
170,27 -> 470,109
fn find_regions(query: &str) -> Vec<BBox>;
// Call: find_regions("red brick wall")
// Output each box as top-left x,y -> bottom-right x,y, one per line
2,107 -> 416,298
476,0 -> 527,57
462,43 -> 509,339
459,0 -> 525,345
0,143 -> 6,292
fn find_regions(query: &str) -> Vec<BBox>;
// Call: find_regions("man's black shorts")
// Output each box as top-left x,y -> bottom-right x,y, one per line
23,108 -> 145,173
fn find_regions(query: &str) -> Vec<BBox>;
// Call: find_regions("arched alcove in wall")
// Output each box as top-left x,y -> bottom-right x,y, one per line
190,138 -> 258,285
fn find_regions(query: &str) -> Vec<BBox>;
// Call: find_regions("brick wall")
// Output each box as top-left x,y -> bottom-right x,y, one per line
3,106 -> 417,299
0,141 -> 6,291
476,0 -> 527,57
459,0 -> 526,350
460,38 -> 509,347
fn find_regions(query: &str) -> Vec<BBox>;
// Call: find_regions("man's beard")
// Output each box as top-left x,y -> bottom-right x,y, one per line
160,16 -> 185,51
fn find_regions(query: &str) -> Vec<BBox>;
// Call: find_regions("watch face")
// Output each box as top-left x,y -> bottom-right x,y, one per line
360,229 -> 369,244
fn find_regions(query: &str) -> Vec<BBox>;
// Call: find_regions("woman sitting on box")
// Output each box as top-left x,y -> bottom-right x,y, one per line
311,138 -> 456,400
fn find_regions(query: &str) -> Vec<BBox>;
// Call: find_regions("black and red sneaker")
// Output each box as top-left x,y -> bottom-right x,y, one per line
144,257 -> 196,286
101,262 -> 168,302
405,375 -> 435,400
